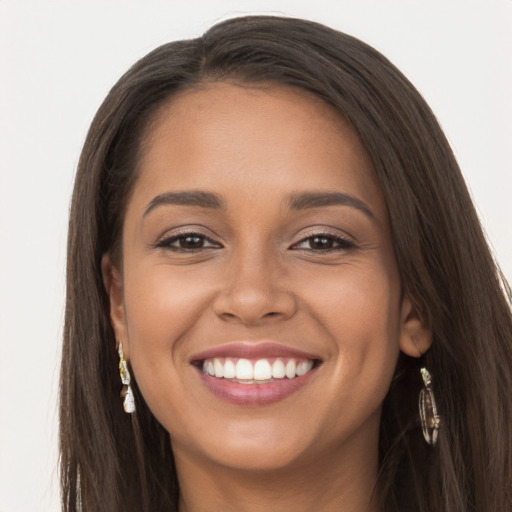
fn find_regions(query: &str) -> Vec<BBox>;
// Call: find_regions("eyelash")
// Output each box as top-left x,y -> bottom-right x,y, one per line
155,231 -> 356,253
155,232 -> 222,252
290,233 -> 356,252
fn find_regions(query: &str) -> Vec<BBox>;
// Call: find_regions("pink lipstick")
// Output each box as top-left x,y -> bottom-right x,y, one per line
191,342 -> 321,405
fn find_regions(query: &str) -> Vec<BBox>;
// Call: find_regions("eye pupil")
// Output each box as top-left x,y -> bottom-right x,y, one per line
311,236 -> 333,249
181,235 -> 203,248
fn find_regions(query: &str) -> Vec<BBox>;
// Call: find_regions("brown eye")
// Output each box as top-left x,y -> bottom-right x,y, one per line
156,233 -> 222,251
179,235 -> 204,248
309,236 -> 335,249
291,233 -> 355,251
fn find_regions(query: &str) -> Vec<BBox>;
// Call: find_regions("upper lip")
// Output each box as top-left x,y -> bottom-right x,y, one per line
189,342 -> 321,363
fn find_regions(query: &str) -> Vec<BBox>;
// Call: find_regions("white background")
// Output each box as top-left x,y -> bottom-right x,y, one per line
0,1 -> 510,510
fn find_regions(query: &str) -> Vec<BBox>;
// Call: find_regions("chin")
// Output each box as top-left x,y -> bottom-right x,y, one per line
169,412 -> 322,474
199,438 -> 311,473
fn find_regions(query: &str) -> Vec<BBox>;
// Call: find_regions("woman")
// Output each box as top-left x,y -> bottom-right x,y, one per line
60,15 -> 512,512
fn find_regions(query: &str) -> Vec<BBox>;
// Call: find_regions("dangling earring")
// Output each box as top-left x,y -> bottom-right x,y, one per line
419,366 -> 440,445
118,342 -> 135,413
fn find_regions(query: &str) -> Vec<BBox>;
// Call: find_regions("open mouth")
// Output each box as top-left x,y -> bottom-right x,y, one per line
190,343 -> 322,405
198,357 -> 317,383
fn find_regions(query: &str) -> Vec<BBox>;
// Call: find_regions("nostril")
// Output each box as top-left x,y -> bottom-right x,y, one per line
220,312 -> 237,320
213,288 -> 297,325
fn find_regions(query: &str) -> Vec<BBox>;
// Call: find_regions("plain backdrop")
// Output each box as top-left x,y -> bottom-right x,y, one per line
0,1 -> 510,510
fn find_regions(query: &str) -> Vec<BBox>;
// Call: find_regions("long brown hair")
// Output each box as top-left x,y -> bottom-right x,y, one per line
61,15 -> 512,511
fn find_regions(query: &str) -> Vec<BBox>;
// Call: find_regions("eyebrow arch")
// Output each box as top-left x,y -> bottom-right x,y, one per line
144,190 -> 225,217
287,191 -> 375,220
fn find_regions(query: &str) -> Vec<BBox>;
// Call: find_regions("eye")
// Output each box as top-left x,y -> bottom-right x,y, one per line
156,232 -> 222,251
290,233 -> 355,251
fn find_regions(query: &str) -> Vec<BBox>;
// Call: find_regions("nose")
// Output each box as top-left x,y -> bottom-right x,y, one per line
212,249 -> 297,326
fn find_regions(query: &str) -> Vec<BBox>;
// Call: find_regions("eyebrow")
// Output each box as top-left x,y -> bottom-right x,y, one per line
287,191 -> 375,219
143,189 -> 375,220
144,190 -> 225,216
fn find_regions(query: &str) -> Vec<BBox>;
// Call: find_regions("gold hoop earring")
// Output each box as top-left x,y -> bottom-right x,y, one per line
118,342 -> 135,414
419,367 -> 440,445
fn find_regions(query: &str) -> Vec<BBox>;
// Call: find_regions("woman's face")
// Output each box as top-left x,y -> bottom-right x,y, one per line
105,83 -> 427,474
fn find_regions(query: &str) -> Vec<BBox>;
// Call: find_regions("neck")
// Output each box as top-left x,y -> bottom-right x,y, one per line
174,425 -> 381,512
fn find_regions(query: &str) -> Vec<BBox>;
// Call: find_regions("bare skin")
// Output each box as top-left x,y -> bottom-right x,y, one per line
103,83 -> 431,512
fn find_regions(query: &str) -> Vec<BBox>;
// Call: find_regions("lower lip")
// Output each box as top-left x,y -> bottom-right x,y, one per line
196,366 -> 318,405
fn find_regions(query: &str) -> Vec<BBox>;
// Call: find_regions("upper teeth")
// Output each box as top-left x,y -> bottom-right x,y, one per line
201,358 -> 314,381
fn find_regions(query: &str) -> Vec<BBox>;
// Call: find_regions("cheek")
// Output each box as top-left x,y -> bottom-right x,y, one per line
122,262 -> 215,405
304,260 -> 401,338
124,262 -> 213,342
303,263 -> 401,412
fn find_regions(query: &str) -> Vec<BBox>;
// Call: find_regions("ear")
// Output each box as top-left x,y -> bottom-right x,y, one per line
101,253 -> 129,357
399,295 -> 432,358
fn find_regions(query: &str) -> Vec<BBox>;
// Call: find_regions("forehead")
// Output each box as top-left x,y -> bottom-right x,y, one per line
133,82 -> 386,219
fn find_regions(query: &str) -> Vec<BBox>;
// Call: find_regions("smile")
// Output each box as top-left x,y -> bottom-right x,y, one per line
201,357 -> 315,382
191,343 -> 321,405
